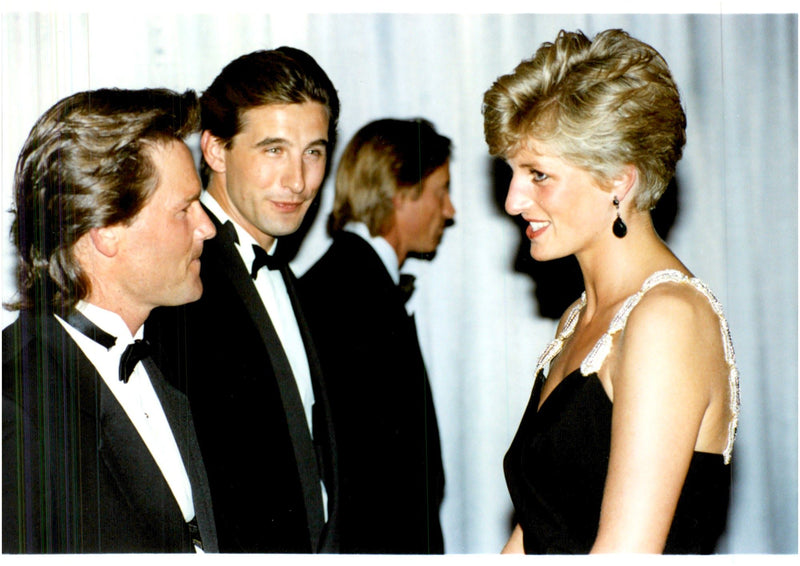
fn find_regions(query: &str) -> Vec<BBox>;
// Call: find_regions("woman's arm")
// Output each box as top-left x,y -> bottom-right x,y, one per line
591,284 -> 726,553
502,524 -> 525,554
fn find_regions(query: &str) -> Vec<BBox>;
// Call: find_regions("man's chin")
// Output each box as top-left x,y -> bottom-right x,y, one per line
169,282 -> 204,306
263,220 -> 305,239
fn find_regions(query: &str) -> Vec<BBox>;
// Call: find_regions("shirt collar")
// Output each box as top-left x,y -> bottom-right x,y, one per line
201,190 -> 278,268
74,300 -> 141,344
343,221 -> 401,285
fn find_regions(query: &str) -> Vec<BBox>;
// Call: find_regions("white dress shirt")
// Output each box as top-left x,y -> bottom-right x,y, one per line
56,301 -> 195,522
201,191 -> 327,517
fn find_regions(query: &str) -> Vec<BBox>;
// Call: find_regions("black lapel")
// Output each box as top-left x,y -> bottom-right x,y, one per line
145,357 -> 219,552
282,265 -> 340,551
53,314 -> 187,549
202,206 -> 324,548
96,364 -> 187,540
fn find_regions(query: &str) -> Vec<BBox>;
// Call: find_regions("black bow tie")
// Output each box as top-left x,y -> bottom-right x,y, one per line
251,244 -> 284,278
398,273 -> 416,305
65,310 -> 150,383
221,220 -> 283,279
119,339 -> 151,384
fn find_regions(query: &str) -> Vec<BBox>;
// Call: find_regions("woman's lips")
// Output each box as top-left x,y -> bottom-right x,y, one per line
526,220 -> 550,239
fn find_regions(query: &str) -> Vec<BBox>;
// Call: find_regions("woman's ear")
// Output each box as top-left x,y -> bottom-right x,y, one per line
612,164 -> 638,204
201,130 -> 227,173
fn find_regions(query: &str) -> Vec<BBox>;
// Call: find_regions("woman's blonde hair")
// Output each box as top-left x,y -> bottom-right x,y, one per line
483,29 -> 686,210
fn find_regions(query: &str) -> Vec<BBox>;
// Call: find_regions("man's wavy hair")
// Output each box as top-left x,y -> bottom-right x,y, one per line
329,118 -> 452,237
199,46 -> 340,184
483,29 -> 686,210
8,87 -> 200,314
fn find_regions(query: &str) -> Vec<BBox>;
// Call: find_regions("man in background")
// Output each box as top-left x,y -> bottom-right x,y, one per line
300,118 -> 455,554
147,47 -> 340,553
3,88 -> 218,553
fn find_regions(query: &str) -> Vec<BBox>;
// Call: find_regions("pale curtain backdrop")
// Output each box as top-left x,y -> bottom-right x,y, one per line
1,11 -> 796,554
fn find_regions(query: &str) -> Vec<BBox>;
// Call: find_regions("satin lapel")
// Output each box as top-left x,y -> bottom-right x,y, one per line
49,315 -> 186,545
144,357 -> 218,552
282,265 -> 339,551
203,207 -> 324,549
96,374 -> 186,531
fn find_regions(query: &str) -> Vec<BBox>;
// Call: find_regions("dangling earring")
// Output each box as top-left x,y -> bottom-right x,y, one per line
612,196 -> 627,238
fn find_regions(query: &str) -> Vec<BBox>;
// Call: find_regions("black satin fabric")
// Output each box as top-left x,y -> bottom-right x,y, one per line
504,369 -> 731,554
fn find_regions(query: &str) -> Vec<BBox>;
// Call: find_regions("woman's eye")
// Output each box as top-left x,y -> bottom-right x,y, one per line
531,170 -> 548,182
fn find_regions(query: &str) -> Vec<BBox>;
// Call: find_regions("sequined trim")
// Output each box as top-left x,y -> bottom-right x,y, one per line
533,269 -> 740,464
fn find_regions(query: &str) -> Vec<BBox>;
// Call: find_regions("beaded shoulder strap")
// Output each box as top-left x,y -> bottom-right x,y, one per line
531,269 -> 740,463
532,294 -> 586,381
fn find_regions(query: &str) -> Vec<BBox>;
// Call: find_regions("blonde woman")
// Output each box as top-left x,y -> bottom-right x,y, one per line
483,29 -> 739,554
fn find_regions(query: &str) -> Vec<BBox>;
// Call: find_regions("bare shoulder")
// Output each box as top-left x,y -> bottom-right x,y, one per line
626,280 -> 722,341
614,278 -> 729,402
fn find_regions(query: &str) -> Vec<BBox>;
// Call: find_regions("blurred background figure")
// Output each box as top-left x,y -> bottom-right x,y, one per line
300,118 -> 454,554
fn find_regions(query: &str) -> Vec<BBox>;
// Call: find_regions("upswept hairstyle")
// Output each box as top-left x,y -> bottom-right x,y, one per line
8,88 -> 200,314
329,118 -> 452,236
483,29 -> 686,210
200,46 -> 340,182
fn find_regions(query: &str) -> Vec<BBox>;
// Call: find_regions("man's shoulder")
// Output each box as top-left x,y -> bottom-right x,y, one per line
2,315 -> 27,371
3,311 -> 57,359
304,233 -> 385,282
3,311 -> 74,396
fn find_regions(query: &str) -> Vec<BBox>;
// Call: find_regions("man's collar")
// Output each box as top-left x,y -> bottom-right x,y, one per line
71,300 -> 139,341
201,190 -> 277,257
343,222 -> 400,285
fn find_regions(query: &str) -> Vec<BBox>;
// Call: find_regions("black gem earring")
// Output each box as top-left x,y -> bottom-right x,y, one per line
612,196 -> 627,238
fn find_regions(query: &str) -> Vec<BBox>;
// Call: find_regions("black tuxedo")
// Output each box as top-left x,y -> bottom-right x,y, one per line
145,206 -> 339,553
299,231 -> 445,554
2,311 -> 218,553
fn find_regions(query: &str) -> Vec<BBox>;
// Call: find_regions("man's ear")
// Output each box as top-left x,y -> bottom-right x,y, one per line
391,192 -> 406,212
88,226 -> 120,258
200,130 -> 227,174
392,188 -> 416,212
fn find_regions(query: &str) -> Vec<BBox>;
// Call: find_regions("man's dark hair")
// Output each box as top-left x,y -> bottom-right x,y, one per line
199,46 -> 340,183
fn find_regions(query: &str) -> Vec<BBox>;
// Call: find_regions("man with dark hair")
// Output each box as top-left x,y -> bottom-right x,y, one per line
2,88 -> 218,553
146,47 -> 340,553
299,118 -> 455,554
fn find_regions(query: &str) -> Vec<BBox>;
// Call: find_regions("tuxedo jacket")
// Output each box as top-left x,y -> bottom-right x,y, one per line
2,311 -> 218,553
299,231 -> 445,554
145,208 -> 339,553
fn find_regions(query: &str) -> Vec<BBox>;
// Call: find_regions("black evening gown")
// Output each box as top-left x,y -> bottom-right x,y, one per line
504,369 -> 731,554
504,270 -> 737,554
